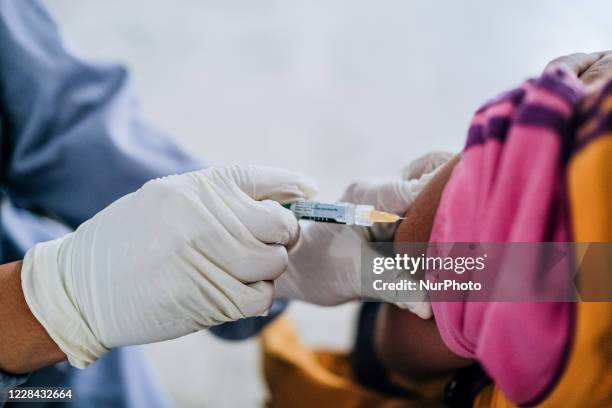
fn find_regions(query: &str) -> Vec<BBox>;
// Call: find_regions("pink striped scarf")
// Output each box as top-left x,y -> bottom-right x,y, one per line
429,68 -> 584,404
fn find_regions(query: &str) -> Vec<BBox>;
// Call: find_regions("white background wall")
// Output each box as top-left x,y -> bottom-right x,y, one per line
48,1 -> 612,406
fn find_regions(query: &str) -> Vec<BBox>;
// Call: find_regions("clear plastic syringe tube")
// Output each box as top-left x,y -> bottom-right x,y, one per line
284,201 -> 401,227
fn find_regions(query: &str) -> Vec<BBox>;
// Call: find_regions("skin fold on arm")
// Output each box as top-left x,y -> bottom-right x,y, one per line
374,155 -> 474,380
0,261 -> 66,375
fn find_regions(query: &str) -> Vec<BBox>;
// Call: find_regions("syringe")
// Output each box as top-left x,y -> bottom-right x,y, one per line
283,201 -> 403,227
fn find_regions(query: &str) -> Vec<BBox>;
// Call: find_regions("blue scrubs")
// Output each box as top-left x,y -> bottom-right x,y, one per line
0,1 -> 284,406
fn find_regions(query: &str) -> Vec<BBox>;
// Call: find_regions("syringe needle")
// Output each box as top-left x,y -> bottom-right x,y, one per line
370,210 -> 405,224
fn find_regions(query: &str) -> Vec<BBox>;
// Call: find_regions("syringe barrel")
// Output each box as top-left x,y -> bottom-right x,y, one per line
285,201 -> 375,226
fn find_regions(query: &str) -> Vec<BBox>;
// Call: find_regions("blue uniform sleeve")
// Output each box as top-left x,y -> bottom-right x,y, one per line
0,0 -> 283,343
209,299 -> 288,340
0,368 -> 28,403
0,0 -> 202,228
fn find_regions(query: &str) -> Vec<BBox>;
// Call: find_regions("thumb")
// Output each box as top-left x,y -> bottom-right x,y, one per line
341,179 -> 411,215
214,165 -> 318,203
340,174 -> 437,242
341,153 -> 451,215
341,177 -> 428,216
201,165 -> 317,246
401,151 -> 454,180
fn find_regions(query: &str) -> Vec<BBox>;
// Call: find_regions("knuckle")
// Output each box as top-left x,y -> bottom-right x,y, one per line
273,246 -> 290,273
267,205 -> 287,231
141,175 -> 187,200
230,245 -> 288,282
241,282 -> 275,317
262,201 -> 296,243
253,291 -> 275,316
139,175 -> 203,233
254,246 -> 288,279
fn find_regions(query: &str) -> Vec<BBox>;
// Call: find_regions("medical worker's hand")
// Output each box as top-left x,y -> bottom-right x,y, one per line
275,152 -> 452,319
21,165 -> 316,368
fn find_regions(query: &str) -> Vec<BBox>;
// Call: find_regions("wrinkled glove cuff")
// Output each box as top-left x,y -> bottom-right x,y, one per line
21,237 -> 107,369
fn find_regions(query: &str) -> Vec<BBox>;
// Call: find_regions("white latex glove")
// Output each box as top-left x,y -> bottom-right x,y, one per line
402,151 -> 455,180
275,152 -> 452,319
21,165 -> 317,368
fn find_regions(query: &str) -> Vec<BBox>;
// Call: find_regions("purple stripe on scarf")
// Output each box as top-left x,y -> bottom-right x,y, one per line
573,111 -> 612,153
516,104 -> 568,135
537,73 -> 583,105
476,88 -> 525,114
466,105 -> 567,151
465,124 -> 485,149
465,119 -> 510,150
576,77 -> 612,121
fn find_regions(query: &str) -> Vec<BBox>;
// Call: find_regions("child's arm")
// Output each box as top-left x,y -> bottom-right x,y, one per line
374,155 -> 474,380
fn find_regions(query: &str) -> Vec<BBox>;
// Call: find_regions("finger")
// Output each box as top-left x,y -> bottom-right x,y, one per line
341,153 -> 453,214
261,200 -> 300,245
212,165 -> 318,203
342,176 -> 435,216
239,281 -> 276,317
402,151 -> 454,180
341,179 -> 400,210
238,199 -> 300,245
340,179 -> 413,242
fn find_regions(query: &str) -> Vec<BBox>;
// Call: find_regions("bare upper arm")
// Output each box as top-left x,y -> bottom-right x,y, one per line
374,155 -> 473,380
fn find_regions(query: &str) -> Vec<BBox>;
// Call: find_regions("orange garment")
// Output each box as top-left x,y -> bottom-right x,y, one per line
536,90 -> 612,407
260,315 -> 448,408
475,82 -> 612,408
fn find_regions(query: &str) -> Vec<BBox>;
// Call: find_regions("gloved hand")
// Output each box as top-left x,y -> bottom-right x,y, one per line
275,152 -> 453,319
21,165 -> 317,368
